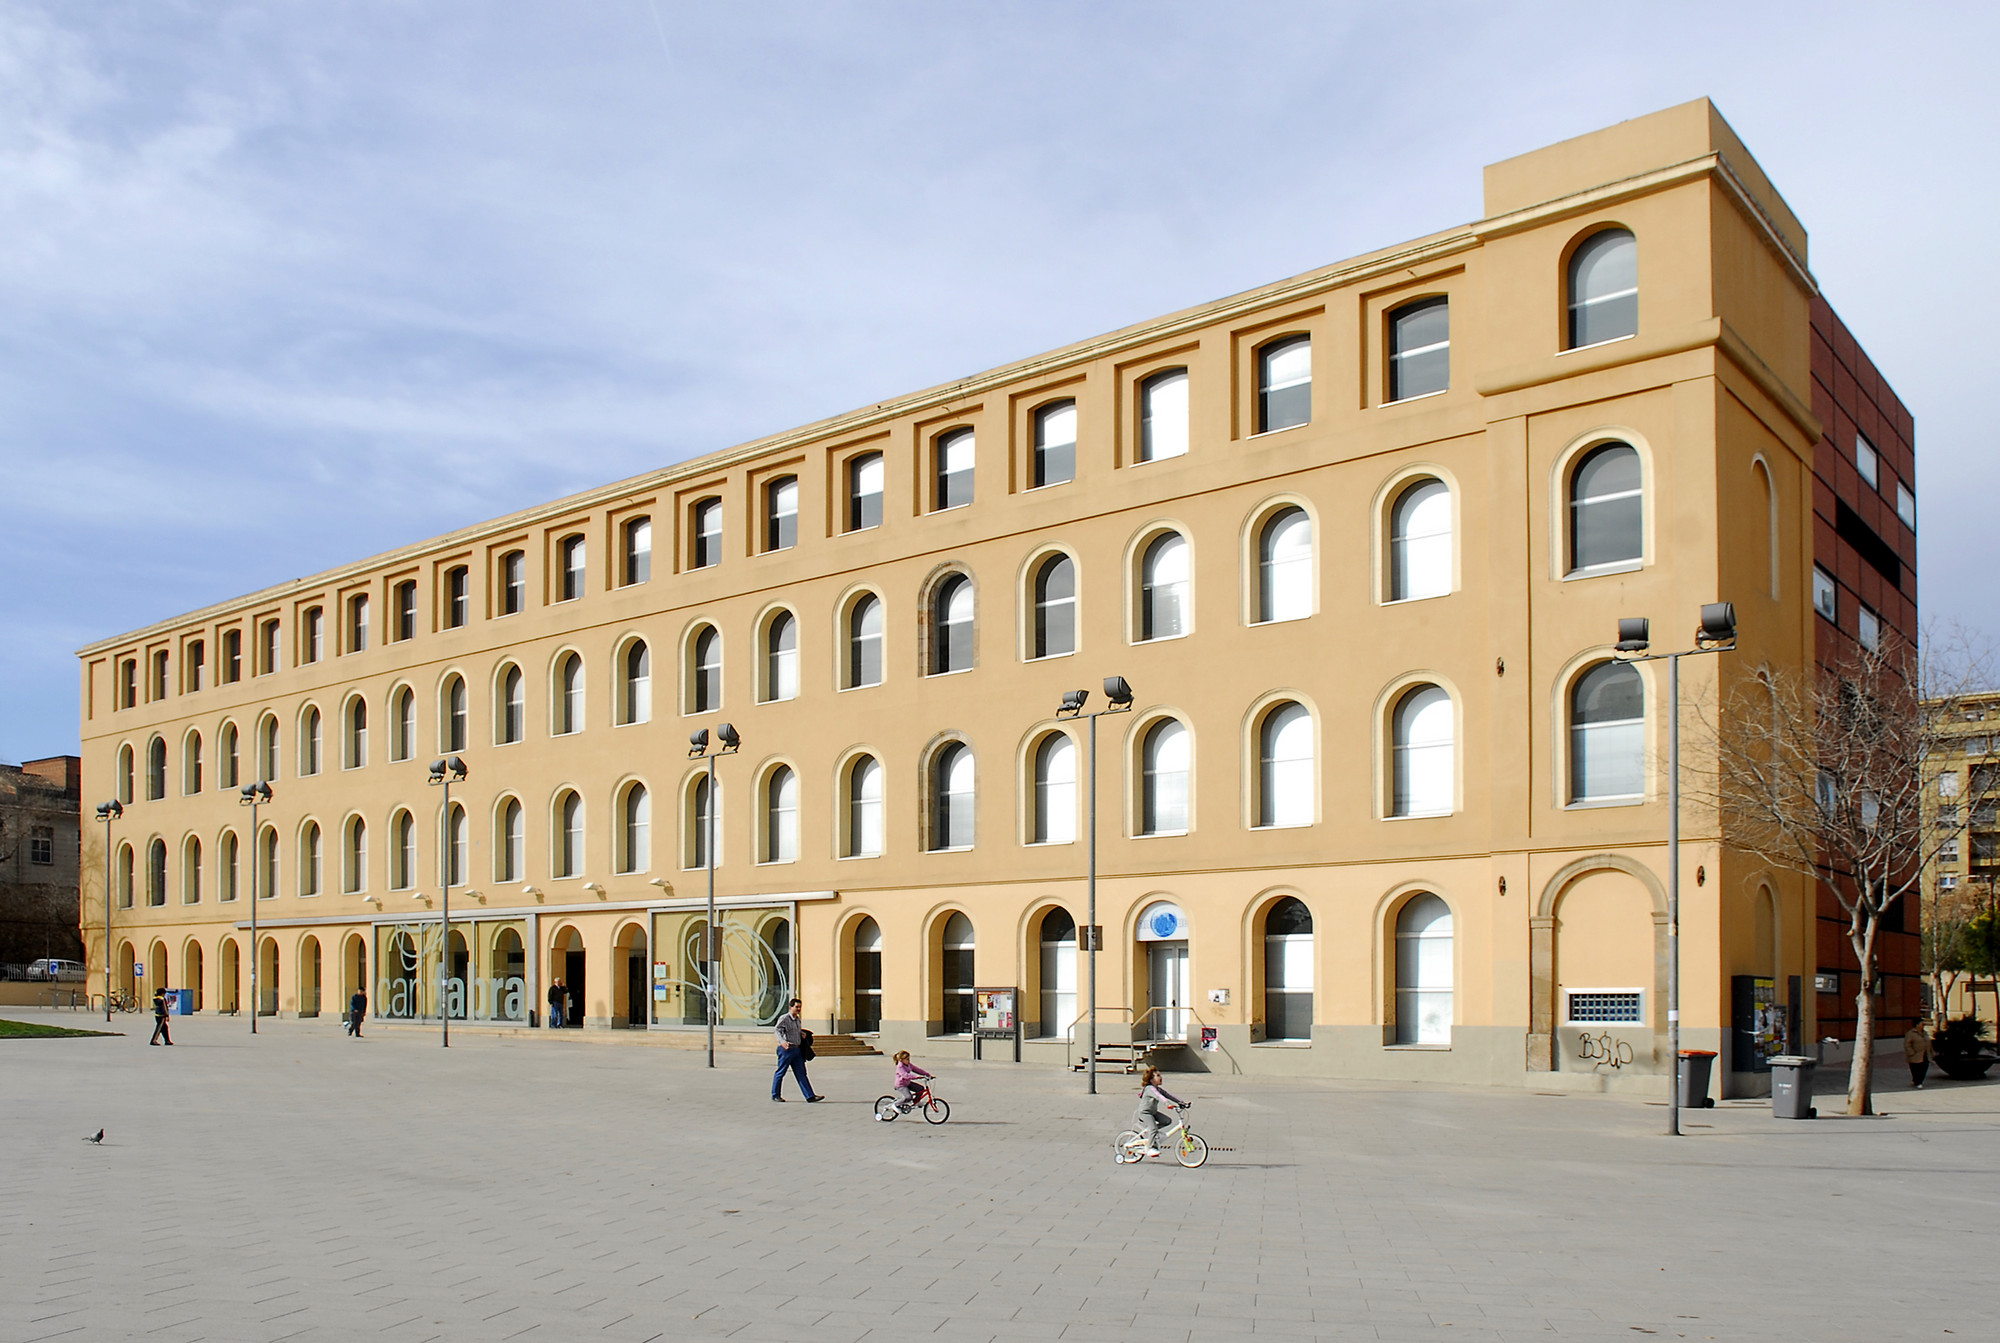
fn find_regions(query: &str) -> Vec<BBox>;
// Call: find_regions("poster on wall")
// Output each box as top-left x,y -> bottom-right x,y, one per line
974,987 -> 1017,1035
1200,1027 -> 1218,1052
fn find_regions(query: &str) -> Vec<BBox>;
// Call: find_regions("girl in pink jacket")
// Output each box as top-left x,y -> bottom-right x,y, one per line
890,1050 -> 934,1107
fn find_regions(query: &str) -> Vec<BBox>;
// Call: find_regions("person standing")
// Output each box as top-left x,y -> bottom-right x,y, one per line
1905,1021 -> 1932,1089
348,988 -> 366,1037
546,977 -> 565,1028
771,998 -> 821,1102
149,987 -> 173,1046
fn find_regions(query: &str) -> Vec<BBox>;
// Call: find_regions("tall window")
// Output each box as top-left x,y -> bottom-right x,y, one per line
394,580 -> 417,640
260,619 -> 280,674
1389,480 -> 1452,601
1569,443 -> 1643,573
1395,894 -> 1453,1044
1258,336 -> 1310,432
555,792 -> 583,878
220,832 -> 238,902
931,742 -> 975,850
300,821 -> 322,897
183,732 -> 203,795
147,736 -> 167,800
853,917 -> 883,1032
1569,661 -> 1644,802
391,811 -> 415,890
622,517 -> 652,585
1038,908 -> 1077,1037
347,594 -> 370,652
344,818 -> 367,893
1858,606 -> 1882,651
764,765 -> 798,863
622,640 -> 651,724
621,784 -> 650,874
1258,703 -> 1313,828
117,744 -> 133,802
345,698 -> 367,769
1032,554 -> 1076,659
764,612 -> 798,702
303,607 -> 323,662
444,804 -> 467,887
1032,401 -> 1076,488
258,827 -> 278,901
300,708 -> 322,776
1391,686 -> 1453,817
1139,369 -> 1189,462
1258,508 -> 1312,623
443,675 -> 467,752
687,775 -> 717,869
556,653 -> 583,734
1263,898 -> 1313,1041
559,535 -> 586,601
935,429 -> 974,510
848,452 -> 883,532
847,595 -> 883,688
930,575 -> 974,675
692,498 -> 722,569
445,566 -> 469,627
499,551 -> 526,615
258,716 -> 279,780
691,627 -> 722,712
391,687 -> 415,762
147,837 -> 167,906
1567,228 -> 1637,348
1033,733 -> 1076,844
765,478 -> 797,551
1388,298 -> 1449,401
845,755 -> 883,857
1141,719 -> 1190,835
118,658 -> 136,708
1140,533 -> 1189,641
149,649 -> 167,699
117,843 -> 133,907
497,798 -> 523,882
220,723 -> 239,788
940,912 -> 975,1034
184,640 -> 205,693
181,837 -> 201,903
499,665 -> 525,743
222,629 -> 242,682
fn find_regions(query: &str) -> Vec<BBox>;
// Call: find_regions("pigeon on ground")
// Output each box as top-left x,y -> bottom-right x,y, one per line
83,1129 -> 103,1144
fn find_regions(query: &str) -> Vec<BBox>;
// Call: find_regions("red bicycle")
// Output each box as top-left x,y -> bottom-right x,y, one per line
873,1081 -> 949,1124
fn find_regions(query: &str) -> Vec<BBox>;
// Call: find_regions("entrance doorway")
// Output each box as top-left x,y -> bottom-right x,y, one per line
622,935 -> 648,1028
1147,941 -> 1188,1039
564,948 -> 586,1027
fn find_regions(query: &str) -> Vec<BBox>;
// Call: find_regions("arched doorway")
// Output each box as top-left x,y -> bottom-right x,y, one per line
937,912 -> 974,1035
119,941 -> 137,1001
1135,900 -> 1189,1040
343,933 -> 367,1010
446,928 -> 469,1020
1037,908 -> 1077,1040
1394,894 -> 1453,1044
384,929 -> 419,1018
491,927 -> 526,1022
299,936 -> 322,1017
1262,897 -> 1313,1041
218,938 -> 239,1013
851,917 -> 882,1033
551,926 -> 585,1028
148,940 -> 168,1002
258,937 -> 280,1016
1550,869 -> 1656,1071
183,940 -> 205,1011
614,922 -> 648,1028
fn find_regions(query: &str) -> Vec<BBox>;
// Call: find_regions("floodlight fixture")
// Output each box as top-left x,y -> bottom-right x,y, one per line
1057,689 -> 1089,718
1103,676 -> 1135,709
1614,618 -> 1650,653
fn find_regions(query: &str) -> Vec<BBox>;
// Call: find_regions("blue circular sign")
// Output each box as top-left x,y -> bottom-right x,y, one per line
1150,910 -> 1180,939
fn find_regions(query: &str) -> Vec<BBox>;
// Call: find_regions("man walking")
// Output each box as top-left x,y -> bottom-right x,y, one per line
348,987 -> 366,1037
547,977 -> 565,1028
149,987 -> 173,1046
771,998 -> 821,1103
1905,1021 -> 1932,1089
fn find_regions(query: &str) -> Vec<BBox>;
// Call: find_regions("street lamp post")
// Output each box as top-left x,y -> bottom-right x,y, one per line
428,757 -> 468,1048
689,724 -> 740,1069
1055,676 -> 1135,1096
1614,603 -> 1737,1137
238,781 -> 272,1034
94,800 -> 122,1021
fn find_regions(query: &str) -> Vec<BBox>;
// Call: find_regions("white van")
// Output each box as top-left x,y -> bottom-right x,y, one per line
27,959 -> 86,982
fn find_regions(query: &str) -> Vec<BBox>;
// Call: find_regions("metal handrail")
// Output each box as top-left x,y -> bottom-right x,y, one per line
1064,1005 -> 1210,1071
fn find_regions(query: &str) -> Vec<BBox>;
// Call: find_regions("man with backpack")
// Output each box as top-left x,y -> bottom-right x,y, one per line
771,998 -> 821,1103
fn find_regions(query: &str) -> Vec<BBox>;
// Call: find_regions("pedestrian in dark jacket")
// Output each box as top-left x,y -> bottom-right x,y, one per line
547,978 -> 565,1028
348,989 -> 366,1037
771,998 -> 821,1102
150,988 -> 174,1046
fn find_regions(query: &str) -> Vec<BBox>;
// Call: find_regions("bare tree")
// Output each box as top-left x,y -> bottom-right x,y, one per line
1703,629 -> 1996,1116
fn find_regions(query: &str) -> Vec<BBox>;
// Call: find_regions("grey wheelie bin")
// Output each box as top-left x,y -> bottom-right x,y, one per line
1677,1049 -> 1717,1109
1769,1055 -> 1817,1119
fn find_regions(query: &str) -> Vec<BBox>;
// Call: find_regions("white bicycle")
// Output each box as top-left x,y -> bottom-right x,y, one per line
1112,1103 -> 1208,1168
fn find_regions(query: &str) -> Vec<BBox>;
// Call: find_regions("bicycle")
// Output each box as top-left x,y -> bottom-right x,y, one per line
104,990 -> 139,1014
873,1081 -> 950,1124
1112,1103 -> 1208,1168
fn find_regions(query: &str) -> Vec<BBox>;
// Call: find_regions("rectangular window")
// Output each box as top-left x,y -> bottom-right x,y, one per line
1032,402 -> 1076,488
394,581 -> 417,640
765,478 -> 797,551
446,566 -> 469,627
1968,737 -> 1993,757
29,826 -> 54,865
1812,567 -> 1837,623
1941,840 -> 1960,863
119,659 -> 136,708
185,641 -> 205,693
150,650 -> 168,700
692,498 -> 722,568
1896,482 -> 1916,529
623,517 -> 652,585
222,630 -> 242,683
1138,369 -> 1188,462
1941,874 -> 1959,890
347,594 -> 369,652
1257,337 -> 1311,433
1388,298 -> 1450,401
1855,435 -> 1879,489
1858,605 -> 1881,651
848,452 -> 883,531
559,536 -> 585,601
303,607 -> 323,662
259,620 -> 280,675
1565,990 -> 1644,1025
1941,772 -> 1961,797
934,430 -> 974,510
500,551 -> 525,615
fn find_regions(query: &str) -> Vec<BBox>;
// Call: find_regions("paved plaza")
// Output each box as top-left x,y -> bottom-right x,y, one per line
1,1009 -> 1991,1342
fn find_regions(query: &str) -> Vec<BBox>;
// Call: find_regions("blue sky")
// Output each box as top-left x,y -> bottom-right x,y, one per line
4,2 -> 1995,762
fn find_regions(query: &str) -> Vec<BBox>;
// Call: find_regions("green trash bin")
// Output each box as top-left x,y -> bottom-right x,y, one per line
1676,1049 -> 1717,1108
1769,1055 -> 1817,1119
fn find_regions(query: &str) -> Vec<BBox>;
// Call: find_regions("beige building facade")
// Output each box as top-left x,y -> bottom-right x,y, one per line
77,101 -> 1892,1095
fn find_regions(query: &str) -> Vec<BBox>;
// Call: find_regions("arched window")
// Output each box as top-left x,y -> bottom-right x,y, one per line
496,798 -> 523,882
118,744 -> 134,803
764,612 -> 798,702
847,595 -> 883,689
299,708 -> 322,776
935,428 -> 974,510
930,575 -> 974,675
1138,368 -> 1188,462
1388,297 -> 1450,401
845,755 -> 883,857
690,626 -> 722,713
848,452 -> 884,531
347,593 -> 370,652
621,640 -> 651,724
343,817 -> 367,894
442,676 -> 467,752
1568,443 -> 1643,574
1263,898 -> 1313,1041
391,810 -> 415,890
393,579 -> 416,641
559,534 -> 586,601
219,832 -> 239,902
1140,533 -> 1189,641
620,783 -> 650,874
1754,458 -> 1779,599
1257,507 -> 1312,623
1033,401 -> 1076,488
300,821 -> 322,897
1258,336 -> 1311,432
1038,907 -> 1077,1038
939,912 -> 975,1033
687,775 -> 718,869
257,826 -> 278,902
117,842 -> 134,908
1032,733 -> 1077,844
691,498 -> 722,569
445,565 -> 470,627
258,716 -> 279,781
1391,686 -> 1454,818
219,723 -> 239,789
1257,702 -> 1313,828
622,516 -> 652,585
303,606 -> 324,661
499,550 -> 526,615
555,654 -> 583,734
147,837 -> 167,906
1395,894 -> 1453,1044
344,698 -> 367,769
1388,479 -> 1452,601
1032,555 -> 1076,659
765,478 -> 798,551
554,791 -> 583,878
919,740 -> 973,851
146,737 -> 166,800
442,804 -> 467,887
1141,719 -> 1190,835
1568,228 -> 1637,348
390,688 -> 415,762
498,665 -> 525,743
764,765 -> 798,863
180,835 -> 203,904
1570,661 -> 1645,802
852,917 -> 883,1033
183,732 -> 203,795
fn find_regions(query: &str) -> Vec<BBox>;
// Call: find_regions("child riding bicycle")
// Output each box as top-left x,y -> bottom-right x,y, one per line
884,1050 -> 935,1116
1132,1066 -> 1187,1157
